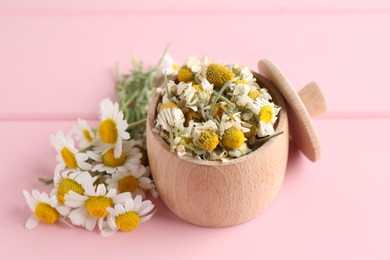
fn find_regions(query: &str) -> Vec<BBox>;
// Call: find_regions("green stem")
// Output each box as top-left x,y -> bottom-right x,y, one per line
209,77 -> 237,113
127,118 -> 147,129
38,177 -> 53,185
254,131 -> 284,144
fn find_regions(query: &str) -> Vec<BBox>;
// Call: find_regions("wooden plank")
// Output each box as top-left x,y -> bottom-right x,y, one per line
1,0 -> 390,13
1,14 -> 390,119
2,119 -> 390,258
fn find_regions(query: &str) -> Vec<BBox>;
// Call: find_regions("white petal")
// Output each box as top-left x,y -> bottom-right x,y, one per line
106,207 -> 116,216
107,214 -> 117,230
84,182 -> 96,196
106,188 -> 117,198
139,204 -> 155,216
31,190 -> 41,201
96,184 -> 107,196
23,190 -> 36,211
114,139 -> 122,158
56,206 -> 71,216
124,198 -> 134,211
69,206 -> 88,226
25,215 -> 39,230
140,213 -> 154,223
78,161 -> 92,171
65,200 -> 85,208
138,200 -> 153,214
114,203 -> 126,215
113,192 -> 131,204
65,191 -> 87,202
133,195 -> 142,211
101,226 -> 117,237
85,216 -> 97,231
40,192 -> 49,203
98,218 -> 104,231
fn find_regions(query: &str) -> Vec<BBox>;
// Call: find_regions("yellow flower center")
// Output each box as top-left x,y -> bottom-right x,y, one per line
248,89 -> 261,100
172,63 -> 179,72
102,148 -> 126,167
86,196 -> 113,218
206,64 -> 235,89
259,105 -> 274,124
222,127 -> 245,149
178,66 -> 194,83
35,202 -> 59,224
98,119 -> 118,144
184,109 -> 203,126
57,178 -> 85,205
83,129 -> 93,143
61,147 -> 78,169
195,130 -> 219,151
115,211 -> 140,232
159,101 -> 179,112
118,175 -> 139,193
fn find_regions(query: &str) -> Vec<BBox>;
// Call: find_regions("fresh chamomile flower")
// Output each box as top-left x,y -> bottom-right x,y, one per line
155,107 -> 185,132
50,131 -> 92,171
95,98 -> 130,158
23,190 -> 60,229
160,53 -> 179,75
65,183 -> 131,231
101,196 -> 155,237
73,118 -> 95,148
89,139 -> 142,174
105,164 -> 153,199
51,165 -> 97,216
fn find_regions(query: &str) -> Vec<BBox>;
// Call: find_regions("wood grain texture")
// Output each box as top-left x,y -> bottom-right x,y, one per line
259,59 -> 324,162
147,73 -> 289,227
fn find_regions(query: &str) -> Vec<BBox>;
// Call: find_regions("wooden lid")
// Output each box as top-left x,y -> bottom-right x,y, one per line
258,59 -> 327,162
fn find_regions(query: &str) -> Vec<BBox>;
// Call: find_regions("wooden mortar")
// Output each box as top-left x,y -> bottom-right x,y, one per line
146,59 -> 326,227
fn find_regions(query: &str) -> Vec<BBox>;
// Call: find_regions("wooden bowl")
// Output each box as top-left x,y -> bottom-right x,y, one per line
146,59 -> 326,227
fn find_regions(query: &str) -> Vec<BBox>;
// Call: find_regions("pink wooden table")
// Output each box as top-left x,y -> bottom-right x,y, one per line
1,1 -> 389,259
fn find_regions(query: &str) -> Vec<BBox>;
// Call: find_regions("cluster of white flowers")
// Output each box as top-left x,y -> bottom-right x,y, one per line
155,55 -> 281,161
23,98 -> 156,236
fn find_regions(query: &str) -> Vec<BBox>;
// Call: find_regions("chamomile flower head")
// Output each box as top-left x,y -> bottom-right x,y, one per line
96,98 -> 130,158
23,190 -> 60,229
193,120 -> 219,151
90,140 -> 142,174
178,65 -> 194,83
73,118 -> 95,148
65,183 -> 131,231
155,107 -> 185,132
105,164 -> 153,199
206,63 -> 235,89
51,166 -> 97,216
101,196 -> 155,237
257,99 -> 280,137
161,53 -> 179,75
50,131 -> 92,171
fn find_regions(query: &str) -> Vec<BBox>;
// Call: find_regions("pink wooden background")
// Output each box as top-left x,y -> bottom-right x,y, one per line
1,1 -> 389,259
